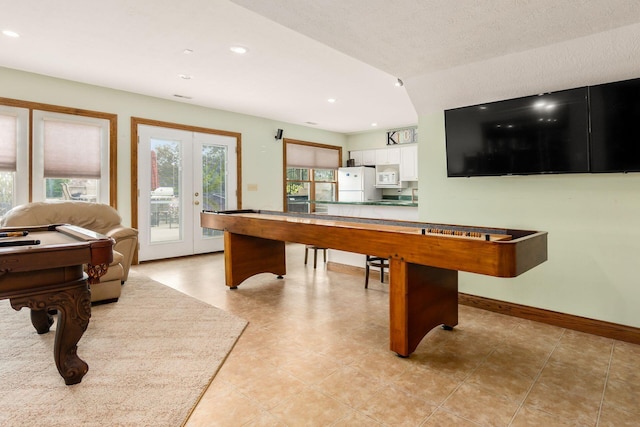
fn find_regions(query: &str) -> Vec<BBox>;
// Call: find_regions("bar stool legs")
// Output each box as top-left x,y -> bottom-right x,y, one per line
365,255 -> 389,288
304,245 -> 327,269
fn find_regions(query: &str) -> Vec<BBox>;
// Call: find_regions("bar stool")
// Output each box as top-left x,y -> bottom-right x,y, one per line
365,255 -> 389,288
304,245 -> 327,269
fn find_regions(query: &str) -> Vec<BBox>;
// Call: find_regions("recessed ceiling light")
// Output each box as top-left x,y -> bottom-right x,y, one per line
178,74 -> 193,80
173,94 -> 193,99
305,121 -> 318,126
183,49 -> 193,54
229,46 -> 248,54
2,29 -> 20,38
395,78 -> 404,87
327,98 -> 336,103
371,123 -> 378,127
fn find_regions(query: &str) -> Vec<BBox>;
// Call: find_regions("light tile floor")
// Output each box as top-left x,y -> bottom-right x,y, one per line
132,244 -> 640,427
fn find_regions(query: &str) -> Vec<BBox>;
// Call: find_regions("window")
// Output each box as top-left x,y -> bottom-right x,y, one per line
284,140 -> 341,213
0,98 -> 117,208
32,110 -> 110,203
0,105 -> 29,215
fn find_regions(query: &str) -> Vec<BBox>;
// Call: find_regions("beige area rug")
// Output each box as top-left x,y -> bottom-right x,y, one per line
0,272 -> 247,426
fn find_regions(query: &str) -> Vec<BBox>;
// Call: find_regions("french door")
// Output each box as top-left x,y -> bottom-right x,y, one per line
137,125 -> 237,261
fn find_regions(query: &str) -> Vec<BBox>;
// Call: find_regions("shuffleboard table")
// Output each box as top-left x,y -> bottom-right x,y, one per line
0,224 -> 113,385
201,210 -> 547,357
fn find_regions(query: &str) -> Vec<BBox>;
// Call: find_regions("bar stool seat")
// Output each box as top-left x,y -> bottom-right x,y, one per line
365,255 -> 389,288
304,245 -> 327,269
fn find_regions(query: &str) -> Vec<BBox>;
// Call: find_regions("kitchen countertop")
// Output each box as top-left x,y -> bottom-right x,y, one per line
307,198 -> 418,207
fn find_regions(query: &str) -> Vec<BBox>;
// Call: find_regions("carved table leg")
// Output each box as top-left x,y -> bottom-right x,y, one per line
11,279 -> 92,385
30,309 -> 55,334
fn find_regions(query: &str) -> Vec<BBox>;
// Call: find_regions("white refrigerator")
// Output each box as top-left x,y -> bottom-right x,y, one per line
338,167 -> 381,202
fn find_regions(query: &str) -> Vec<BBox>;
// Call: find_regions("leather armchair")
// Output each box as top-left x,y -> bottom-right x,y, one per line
0,201 -> 138,303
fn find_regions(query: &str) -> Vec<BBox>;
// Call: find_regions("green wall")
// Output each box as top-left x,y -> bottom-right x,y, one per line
0,67 -> 347,224
419,111 -> 640,328
4,64 -> 640,329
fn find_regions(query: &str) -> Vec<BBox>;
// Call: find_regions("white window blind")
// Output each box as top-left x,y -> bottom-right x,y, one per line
286,143 -> 339,169
43,119 -> 101,178
0,114 -> 17,171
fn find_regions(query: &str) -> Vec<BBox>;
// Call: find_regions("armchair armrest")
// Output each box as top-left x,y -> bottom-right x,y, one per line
105,226 -> 138,282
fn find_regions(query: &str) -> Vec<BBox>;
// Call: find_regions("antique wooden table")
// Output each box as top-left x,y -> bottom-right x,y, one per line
201,210 -> 547,357
0,224 -> 113,385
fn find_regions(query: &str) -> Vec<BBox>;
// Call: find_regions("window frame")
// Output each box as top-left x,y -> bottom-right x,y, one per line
0,104 -> 30,211
32,110 -> 110,203
283,138 -> 342,213
0,97 -> 118,207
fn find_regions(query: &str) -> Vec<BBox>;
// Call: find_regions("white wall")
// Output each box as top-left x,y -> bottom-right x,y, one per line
0,67 -> 347,224
409,24 -> 640,327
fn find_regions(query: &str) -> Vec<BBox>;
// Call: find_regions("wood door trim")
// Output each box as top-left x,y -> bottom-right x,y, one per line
130,117 -> 242,263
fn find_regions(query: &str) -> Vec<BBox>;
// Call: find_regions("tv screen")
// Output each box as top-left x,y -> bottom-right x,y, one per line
445,87 -> 590,177
589,78 -> 640,173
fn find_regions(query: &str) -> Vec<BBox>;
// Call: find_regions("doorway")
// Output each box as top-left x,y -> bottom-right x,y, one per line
135,122 -> 239,261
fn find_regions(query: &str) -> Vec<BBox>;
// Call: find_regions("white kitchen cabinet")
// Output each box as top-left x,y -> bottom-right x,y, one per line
349,150 -> 363,166
361,149 -> 376,166
400,144 -> 418,181
349,149 -> 381,166
375,147 -> 400,165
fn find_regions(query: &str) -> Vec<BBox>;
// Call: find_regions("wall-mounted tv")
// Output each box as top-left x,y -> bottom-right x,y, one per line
589,78 -> 640,173
445,87 -> 590,177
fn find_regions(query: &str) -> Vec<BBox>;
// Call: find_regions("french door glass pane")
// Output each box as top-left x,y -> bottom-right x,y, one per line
201,144 -> 226,238
150,138 -> 181,243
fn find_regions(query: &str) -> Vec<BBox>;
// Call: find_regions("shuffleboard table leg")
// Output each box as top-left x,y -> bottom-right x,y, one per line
223,231 -> 286,288
389,260 -> 458,357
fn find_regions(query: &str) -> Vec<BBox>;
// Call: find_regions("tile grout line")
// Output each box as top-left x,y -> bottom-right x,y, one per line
595,341 -> 616,427
420,331 -> 509,426
506,328 -> 566,426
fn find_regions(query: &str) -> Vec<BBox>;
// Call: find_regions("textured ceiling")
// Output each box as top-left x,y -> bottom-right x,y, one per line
232,0 -> 640,79
1,0 -> 639,133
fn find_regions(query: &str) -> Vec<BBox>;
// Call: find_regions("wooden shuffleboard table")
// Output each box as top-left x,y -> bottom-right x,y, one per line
0,224 -> 113,384
201,210 -> 547,357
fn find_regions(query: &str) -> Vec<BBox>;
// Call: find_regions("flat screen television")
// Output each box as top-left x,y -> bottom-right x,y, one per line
445,87 -> 590,177
589,78 -> 640,173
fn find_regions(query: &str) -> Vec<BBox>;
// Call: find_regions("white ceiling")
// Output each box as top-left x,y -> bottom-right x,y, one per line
1,0 -> 639,134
